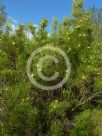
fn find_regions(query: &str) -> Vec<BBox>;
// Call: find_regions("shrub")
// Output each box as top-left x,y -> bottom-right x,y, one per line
0,0 -> 102,135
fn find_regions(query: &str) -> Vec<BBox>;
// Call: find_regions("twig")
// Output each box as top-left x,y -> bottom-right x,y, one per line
71,90 -> 102,112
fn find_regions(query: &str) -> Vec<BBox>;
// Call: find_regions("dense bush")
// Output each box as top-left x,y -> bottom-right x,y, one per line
72,109 -> 102,136
0,0 -> 102,135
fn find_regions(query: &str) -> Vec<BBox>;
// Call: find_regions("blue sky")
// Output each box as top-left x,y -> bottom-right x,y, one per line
1,0 -> 102,26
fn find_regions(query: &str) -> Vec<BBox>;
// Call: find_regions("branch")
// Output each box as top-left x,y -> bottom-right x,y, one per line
70,90 -> 102,112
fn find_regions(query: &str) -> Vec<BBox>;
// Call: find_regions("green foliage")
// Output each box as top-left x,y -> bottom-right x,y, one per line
47,119 -> 64,136
0,4 -> 6,32
48,100 -> 69,117
91,109 -> 102,136
0,0 -> 102,135
72,109 -> 102,136
91,6 -> 102,28
72,110 -> 92,136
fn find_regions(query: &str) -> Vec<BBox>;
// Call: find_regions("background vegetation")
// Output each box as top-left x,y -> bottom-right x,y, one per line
0,0 -> 102,135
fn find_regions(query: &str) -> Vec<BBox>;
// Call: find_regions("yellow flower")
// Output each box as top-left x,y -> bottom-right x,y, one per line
53,105 -> 56,108
5,88 -> 8,91
97,73 -> 101,75
12,42 -> 15,45
80,20 -> 83,23
79,34 -> 82,37
75,25 -> 80,29
78,44 -> 81,47
85,18 -> 88,21
69,48 -> 71,51
66,69 -> 69,73
90,56 -> 93,59
83,34 -> 86,37
1,123 -> 3,126
68,37 -> 70,40
31,74 -> 34,78
21,99 -> 25,102
55,100 -> 58,103
82,76 -> 86,79
38,68 -> 42,71
37,64 -> 40,67
26,97 -> 29,100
